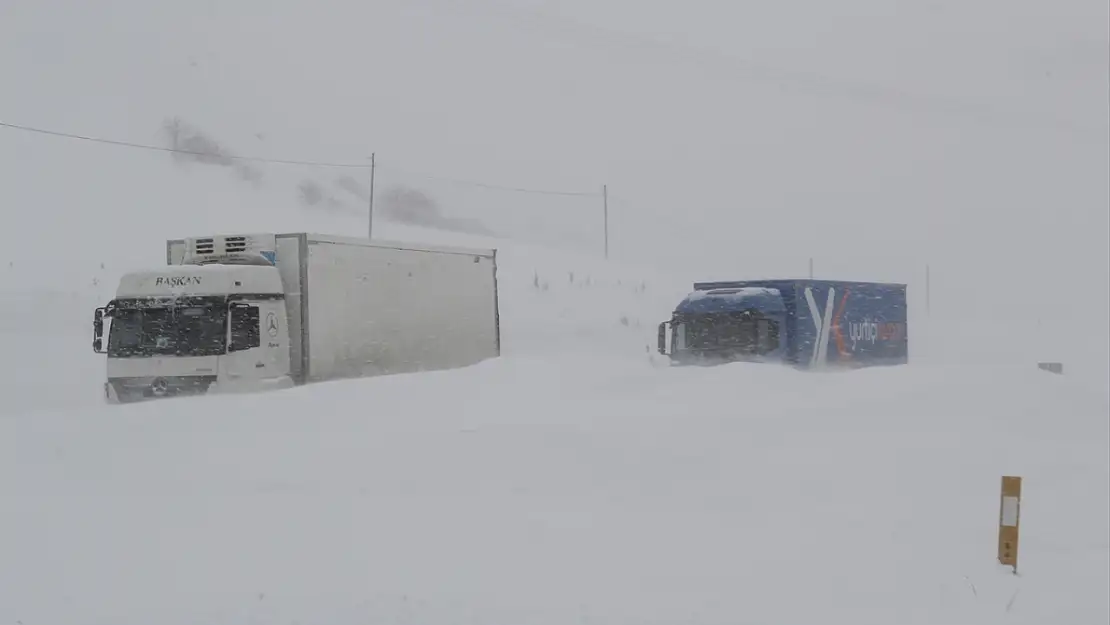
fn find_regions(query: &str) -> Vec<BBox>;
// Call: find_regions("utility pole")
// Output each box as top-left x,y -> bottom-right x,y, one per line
809,257 -> 814,279
368,152 -> 376,239
603,184 -> 609,260
925,263 -> 931,317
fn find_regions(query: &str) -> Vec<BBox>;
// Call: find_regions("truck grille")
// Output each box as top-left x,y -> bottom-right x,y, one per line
108,375 -> 218,403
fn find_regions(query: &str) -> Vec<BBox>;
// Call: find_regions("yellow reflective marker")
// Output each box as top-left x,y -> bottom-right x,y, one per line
997,476 -> 1022,574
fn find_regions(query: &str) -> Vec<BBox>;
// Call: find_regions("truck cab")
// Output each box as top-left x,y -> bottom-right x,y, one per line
92,234 -> 293,403
658,286 -> 787,365
659,279 -> 909,369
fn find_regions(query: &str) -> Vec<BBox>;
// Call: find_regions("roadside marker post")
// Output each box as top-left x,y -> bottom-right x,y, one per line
997,476 -> 1022,574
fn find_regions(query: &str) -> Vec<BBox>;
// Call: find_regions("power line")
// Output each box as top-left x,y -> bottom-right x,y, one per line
376,162 -> 599,197
0,119 -> 602,197
0,120 -> 372,169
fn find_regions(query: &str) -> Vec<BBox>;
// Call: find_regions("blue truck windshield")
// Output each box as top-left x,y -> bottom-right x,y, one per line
683,312 -> 780,355
107,300 -> 227,358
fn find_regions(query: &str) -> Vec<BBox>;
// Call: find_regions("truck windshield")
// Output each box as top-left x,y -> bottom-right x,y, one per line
107,300 -> 227,358
683,312 -> 780,356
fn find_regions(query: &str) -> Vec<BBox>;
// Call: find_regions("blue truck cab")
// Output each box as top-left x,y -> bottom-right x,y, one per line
657,279 -> 908,369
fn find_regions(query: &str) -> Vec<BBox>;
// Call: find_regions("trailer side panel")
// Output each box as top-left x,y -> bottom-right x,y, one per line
304,237 -> 499,382
790,280 -> 908,368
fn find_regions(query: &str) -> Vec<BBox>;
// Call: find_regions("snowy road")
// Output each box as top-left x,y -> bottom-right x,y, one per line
1,341 -> 1106,624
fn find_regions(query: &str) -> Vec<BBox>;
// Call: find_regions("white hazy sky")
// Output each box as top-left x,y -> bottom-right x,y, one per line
2,0 -> 1107,301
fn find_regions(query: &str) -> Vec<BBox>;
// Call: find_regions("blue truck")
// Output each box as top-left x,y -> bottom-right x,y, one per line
657,279 -> 908,369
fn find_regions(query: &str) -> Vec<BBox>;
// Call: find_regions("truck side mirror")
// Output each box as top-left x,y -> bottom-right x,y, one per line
657,321 -> 670,356
93,308 -> 106,353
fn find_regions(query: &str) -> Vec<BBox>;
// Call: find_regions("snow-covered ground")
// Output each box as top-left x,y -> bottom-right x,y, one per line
1,349 -> 1108,624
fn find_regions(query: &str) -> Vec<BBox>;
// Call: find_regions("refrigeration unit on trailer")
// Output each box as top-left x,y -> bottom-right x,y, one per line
657,279 -> 908,369
92,232 -> 501,403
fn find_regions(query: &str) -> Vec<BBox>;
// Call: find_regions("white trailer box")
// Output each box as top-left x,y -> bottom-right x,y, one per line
165,232 -> 500,386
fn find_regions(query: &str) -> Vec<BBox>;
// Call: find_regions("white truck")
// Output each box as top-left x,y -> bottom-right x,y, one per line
92,232 -> 501,403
